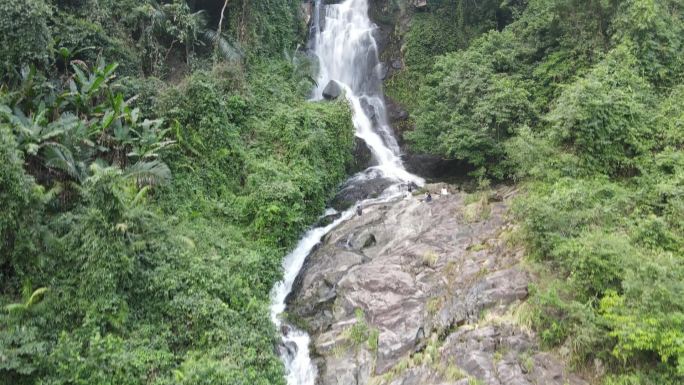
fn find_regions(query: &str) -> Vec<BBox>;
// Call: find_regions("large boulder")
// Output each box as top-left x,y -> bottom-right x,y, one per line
322,80 -> 342,100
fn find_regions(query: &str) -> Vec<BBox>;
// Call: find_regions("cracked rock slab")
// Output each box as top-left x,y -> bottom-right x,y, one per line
285,185 -> 586,385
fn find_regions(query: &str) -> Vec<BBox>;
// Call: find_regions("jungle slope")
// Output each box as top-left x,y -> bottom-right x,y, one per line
380,0 -> 684,384
1,1 -> 354,385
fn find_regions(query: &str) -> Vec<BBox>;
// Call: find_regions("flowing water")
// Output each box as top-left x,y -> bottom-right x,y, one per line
269,1 -> 423,384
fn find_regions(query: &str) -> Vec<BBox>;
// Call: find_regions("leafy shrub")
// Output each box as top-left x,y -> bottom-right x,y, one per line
612,0 -> 684,87
504,126 -> 585,181
515,177 -> 632,259
52,0 -> 91,9
546,46 -> 654,175
156,70 -> 247,192
402,7 -> 469,72
600,251 -> 684,376
233,0 -> 302,58
0,127 -> 43,287
553,231 -> 633,300
0,0 -> 52,74
653,85 -> 684,149
116,76 -> 167,117
51,11 -> 141,75
45,330 -> 173,385
407,30 -> 534,177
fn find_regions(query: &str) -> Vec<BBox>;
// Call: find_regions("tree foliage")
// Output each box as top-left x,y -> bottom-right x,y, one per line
546,45 -> 653,175
0,1 -> 353,384
0,0 -> 53,75
407,29 -> 534,177
400,0 -> 684,382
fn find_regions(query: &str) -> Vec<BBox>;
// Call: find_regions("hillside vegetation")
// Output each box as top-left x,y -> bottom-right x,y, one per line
389,0 -> 683,383
0,1 -> 353,384
2,0 -> 683,384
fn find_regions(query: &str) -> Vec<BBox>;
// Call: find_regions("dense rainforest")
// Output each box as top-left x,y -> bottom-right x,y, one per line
0,0 -> 682,385
0,1 -> 354,384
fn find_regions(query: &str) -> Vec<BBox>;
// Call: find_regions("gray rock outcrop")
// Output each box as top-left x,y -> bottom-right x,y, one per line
286,184 -> 586,385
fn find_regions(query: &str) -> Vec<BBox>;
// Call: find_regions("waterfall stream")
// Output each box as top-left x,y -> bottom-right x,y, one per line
269,1 -> 423,384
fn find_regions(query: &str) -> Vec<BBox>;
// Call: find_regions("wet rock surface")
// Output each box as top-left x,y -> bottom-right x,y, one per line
349,137 -> 375,174
286,184 -> 586,385
329,174 -> 394,211
402,153 -> 471,180
323,80 -> 342,100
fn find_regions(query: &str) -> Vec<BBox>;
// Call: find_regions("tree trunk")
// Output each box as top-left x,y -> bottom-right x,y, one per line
215,0 -> 230,54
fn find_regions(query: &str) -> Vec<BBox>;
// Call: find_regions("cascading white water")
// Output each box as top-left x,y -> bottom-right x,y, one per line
269,1 -> 424,384
311,0 -> 422,185
269,209 -> 352,385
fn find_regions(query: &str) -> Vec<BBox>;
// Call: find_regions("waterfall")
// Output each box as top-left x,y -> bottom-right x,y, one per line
312,0 -> 422,184
269,1 -> 423,384
269,210 -> 352,385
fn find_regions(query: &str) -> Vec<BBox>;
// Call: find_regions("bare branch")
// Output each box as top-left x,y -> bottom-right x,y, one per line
215,0 -> 230,51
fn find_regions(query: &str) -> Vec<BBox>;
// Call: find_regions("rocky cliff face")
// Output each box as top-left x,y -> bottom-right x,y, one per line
286,184 -> 586,385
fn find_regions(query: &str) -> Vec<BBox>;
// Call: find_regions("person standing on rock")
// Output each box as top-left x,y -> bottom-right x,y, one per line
356,205 -> 363,216
425,192 -> 432,202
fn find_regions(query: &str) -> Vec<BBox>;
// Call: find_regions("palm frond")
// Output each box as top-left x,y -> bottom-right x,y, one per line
26,288 -> 48,307
4,303 -> 26,314
124,160 -> 172,187
42,142 -> 86,182
204,30 -> 243,62
4,287 -> 48,314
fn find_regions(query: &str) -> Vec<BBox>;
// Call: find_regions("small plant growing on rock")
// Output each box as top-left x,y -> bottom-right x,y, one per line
468,242 -> 489,252
445,260 -> 461,287
347,308 -> 370,346
493,348 -> 506,363
368,328 -> 380,353
426,296 -> 443,316
332,343 -> 346,358
343,308 -> 380,353
423,335 -> 440,367
422,251 -> 439,267
461,189 -> 493,223
443,364 -> 466,381
519,352 -> 535,373
463,192 -> 481,205
475,266 -> 490,280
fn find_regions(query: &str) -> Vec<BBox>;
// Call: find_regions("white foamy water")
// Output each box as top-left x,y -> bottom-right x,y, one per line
311,0 -> 423,185
269,1 -> 424,384
269,209 -> 352,385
